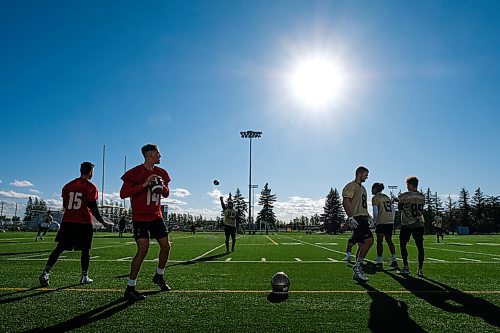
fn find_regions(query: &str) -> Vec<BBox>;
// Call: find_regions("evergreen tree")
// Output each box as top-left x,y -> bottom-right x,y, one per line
233,188 -> 248,233
471,187 -> 486,229
445,195 -> 458,234
257,183 -> 277,231
23,197 -> 34,221
458,187 -> 471,227
321,188 -> 344,234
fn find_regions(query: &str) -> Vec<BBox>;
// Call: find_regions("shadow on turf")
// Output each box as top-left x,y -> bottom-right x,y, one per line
24,290 -> 161,333
357,282 -> 425,332
0,249 -> 52,257
267,293 -> 289,303
385,270 -> 500,328
166,252 -> 229,268
0,284 -> 81,305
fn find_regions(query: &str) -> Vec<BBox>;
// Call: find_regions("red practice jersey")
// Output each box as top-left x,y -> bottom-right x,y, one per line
120,165 -> 170,221
61,178 -> 99,224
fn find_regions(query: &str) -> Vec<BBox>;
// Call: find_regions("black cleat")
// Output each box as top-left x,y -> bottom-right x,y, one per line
390,261 -> 399,269
375,263 -> 383,271
39,273 -> 49,287
124,287 -> 146,301
152,273 -> 171,291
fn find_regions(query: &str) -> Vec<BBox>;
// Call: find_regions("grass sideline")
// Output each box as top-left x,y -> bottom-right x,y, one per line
1,231 -> 499,332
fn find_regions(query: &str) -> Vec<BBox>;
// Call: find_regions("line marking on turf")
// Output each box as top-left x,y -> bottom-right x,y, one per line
280,235 -> 345,255
225,258 -> 232,262
475,243 -> 500,246
427,258 -> 446,262
117,257 -> 132,261
280,242 -> 303,245
266,236 -> 278,245
315,243 -> 338,246
190,235 -> 244,262
327,258 -> 339,262
261,258 -> 266,262
459,257 -> 481,262
448,242 -> 473,246
408,244 -> 499,258
294,258 -> 302,261
492,258 -> 500,261
90,256 -> 100,259
1,287 -> 499,295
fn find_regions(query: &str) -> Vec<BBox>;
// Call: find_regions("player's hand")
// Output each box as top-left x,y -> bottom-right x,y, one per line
348,217 -> 358,229
143,174 -> 162,188
368,217 -> 375,228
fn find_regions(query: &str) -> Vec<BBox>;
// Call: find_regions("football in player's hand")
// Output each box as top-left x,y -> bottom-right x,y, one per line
149,177 -> 164,194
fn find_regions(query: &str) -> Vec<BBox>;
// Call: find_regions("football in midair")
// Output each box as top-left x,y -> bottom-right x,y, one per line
213,179 -> 219,186
149,177 -> 163,194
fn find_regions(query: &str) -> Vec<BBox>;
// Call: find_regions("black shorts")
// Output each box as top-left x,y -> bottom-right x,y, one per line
224,225 -> 236,240
350,216 -> 373,243
400,226 -> 424,244
133,219 -> 168,241
55,222 -> 93,251
434,227 -> 443,235
376,224 -> 394,237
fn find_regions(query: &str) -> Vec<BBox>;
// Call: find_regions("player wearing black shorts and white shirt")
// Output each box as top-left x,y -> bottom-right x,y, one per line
342,166 -> 374,282
36,211 -> 52,241
220,196 -> 238,253
371,183 -> 398,270
432,214 -> 444,243
398,176 -> 426,277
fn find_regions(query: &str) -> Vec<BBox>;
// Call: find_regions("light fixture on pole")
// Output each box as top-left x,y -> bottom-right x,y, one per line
240,130 -> 262,233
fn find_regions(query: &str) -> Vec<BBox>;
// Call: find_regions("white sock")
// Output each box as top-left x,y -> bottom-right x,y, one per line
356,257 -> 364,267
127,279 -> 136,287
346,251 -> 351,257
156,267 -> 164,275
377,256 -> 383,264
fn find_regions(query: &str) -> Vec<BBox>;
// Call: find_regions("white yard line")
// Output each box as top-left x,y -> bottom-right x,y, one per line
266,236 -> 279,245
261,258 -> 266,262
427,258 -> 446,262
294,258 -> 302,261
327,258 -> 339,262
459,258 -> 481,262
407,244 -> 499,258
279,235 -> 345,255
190,235 -> 244,261
225,258 -> 232,262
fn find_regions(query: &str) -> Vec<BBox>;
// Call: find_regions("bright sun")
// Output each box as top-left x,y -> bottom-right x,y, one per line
288,55 -> 346,110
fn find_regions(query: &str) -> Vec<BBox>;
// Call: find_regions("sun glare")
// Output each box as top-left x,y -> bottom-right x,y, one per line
288,55 -> 346,110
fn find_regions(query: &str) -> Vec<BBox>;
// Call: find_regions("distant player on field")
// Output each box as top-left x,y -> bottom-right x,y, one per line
371,183 -> 398,270
120,144 -> 172,301
35,210 -> 52,241
432,213 -> 444,243
39,162 -> 111,287
118,216 -> 126,237
397,176 -> 426,277
220,196 -> 238,253
342,166 -> 374,282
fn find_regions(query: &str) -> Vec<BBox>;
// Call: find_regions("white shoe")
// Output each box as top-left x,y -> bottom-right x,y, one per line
80,275 -> 93,284
352,265 -> 369,282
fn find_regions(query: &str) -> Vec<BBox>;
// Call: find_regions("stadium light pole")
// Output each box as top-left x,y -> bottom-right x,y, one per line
240,130 -> 262,233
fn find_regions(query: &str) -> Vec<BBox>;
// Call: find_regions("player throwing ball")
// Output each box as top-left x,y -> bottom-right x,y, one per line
120,144 -> 172,301
342,166 -> 374,282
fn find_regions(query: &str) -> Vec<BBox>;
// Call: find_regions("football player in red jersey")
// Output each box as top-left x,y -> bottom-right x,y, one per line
39,162 -> 111,287
120,144 -> 172,301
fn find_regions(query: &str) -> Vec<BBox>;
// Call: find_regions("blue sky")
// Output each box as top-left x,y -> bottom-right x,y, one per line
1,0 -> 499,220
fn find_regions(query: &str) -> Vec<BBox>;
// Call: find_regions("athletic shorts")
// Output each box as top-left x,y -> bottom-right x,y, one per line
133,219 -> 168,241
55,221 -> 93,251
350,216 -> 373,243
434,227 -> 443,235
224,225 -> 236,240
400,226 -> 424,244
375,223 -> 394,237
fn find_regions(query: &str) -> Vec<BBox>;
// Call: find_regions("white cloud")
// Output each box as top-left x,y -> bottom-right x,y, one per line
0,190 -> 38,199
172,188 -> 191,198
10,180 -> 34,187
0,180 -> 2,183
29,189 -> 40,194
273,196 -> 325,221
45,199 -> 63,208
102,192 -> 122,203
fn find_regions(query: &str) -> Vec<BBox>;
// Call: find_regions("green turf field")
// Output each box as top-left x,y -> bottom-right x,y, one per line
1,231 -> 499,332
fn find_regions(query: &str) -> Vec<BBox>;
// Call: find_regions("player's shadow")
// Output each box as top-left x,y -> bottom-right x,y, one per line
385,271 -> 500,328
357,282 -> 426,332
167,252 -> 229,268
267,293 -> 288,303
0,283 -> 81,305
0,249 -> 52,257
23,291 -> 161,333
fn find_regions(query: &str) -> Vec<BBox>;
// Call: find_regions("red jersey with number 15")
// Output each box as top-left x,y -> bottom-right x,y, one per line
61,178 -> 99,224
120,165 -> 170,222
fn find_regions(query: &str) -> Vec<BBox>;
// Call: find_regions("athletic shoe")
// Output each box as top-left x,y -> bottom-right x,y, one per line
417,269 -> 424,277
390,260 -> 399,268
39,273 -> 49,287
399,267 -> 410,275
352,265 -> 369,282
40,237 -> 44,241
375,263 -> 383,271
80,275 -> 93,284
152,273 -> 172,291
124,287 -> 146,302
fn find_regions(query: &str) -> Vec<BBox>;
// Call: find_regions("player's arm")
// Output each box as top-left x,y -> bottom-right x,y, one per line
88,201 -> 110,226
220,196 -> 226,211
342,197 -> 352,217
372,205 -> 379,222
120,174 -> 157,199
